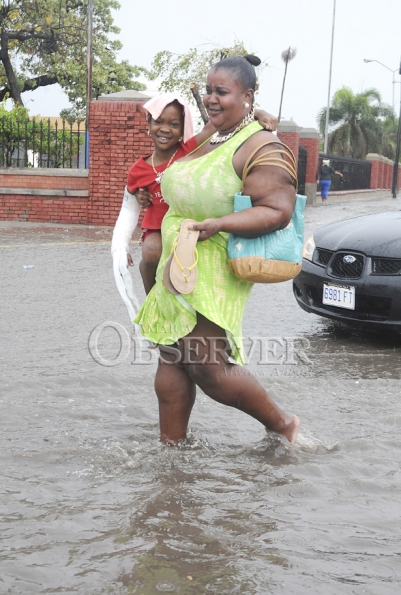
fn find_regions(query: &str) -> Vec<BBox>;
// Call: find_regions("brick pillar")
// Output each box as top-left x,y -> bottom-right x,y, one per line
299,127 -> 320,205
88,92 -> 153,226
381,159 -> 387,189
386,158 -> 393,189
366,153 -> 381,189
378,156 -> 385,189
383,158 -> 389,189
277,120 -> 300,166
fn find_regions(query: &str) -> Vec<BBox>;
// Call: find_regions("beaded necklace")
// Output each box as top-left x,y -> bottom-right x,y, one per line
209,109 -> 255,145
151,148 -> 179,184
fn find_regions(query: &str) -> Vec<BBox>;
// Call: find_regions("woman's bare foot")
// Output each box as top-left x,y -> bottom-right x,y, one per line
281,415 -> 301,444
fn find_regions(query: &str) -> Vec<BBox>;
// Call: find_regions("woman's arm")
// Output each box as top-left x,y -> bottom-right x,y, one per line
190,131 -> 296,241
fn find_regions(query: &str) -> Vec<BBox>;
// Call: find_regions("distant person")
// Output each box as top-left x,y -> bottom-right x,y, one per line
319,159 -> 343,205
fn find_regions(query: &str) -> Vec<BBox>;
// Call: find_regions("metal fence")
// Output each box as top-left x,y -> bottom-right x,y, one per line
319,153 -> 372,191
0,117 -> 87,169
297,145 -> 307,195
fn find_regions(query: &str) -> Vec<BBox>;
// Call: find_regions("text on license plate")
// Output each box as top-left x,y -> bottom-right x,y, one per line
322,284 -> 355,310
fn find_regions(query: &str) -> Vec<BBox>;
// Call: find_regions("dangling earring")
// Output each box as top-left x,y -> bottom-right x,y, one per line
179,136 -> 183,142
147,129 -> 151,137
244,102 -> 250,108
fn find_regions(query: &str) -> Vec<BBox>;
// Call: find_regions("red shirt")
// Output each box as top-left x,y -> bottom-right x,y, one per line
127,137 -> 198,230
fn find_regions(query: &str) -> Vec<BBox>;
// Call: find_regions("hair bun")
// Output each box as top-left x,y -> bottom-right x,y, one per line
244,54 -> 261,67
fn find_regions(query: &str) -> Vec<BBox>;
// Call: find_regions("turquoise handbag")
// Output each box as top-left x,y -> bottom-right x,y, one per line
228,141 -> 307,283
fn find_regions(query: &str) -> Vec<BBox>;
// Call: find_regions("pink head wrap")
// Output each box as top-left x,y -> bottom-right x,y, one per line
143,92 -> 194,144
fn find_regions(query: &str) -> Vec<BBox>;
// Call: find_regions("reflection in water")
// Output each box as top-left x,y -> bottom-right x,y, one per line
116,443 -> 292,595
307,322 -> 401,379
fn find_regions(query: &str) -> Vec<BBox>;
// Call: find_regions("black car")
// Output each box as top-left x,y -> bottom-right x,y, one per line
293,211 -> 401,332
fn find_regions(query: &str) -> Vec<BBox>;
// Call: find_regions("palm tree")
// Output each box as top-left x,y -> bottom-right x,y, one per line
381,117 -> 399,160
278,47 -> 297,122
317,86 -> 394,159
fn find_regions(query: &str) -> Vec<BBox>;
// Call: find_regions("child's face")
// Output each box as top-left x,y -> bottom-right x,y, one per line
149,103 -> 184,153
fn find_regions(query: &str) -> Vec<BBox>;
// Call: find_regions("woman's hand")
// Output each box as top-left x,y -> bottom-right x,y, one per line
254,109 -> 278,132
135,187 -> 152,207
189,218 -> 220,241
127,253 -> 134,267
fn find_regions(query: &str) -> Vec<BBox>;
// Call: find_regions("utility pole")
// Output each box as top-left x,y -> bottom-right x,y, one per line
85,0 -> 93,169
324,0 -> 336,154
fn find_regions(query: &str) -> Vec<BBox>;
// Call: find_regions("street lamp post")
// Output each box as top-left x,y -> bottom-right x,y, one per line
364,58 -> 401,198
363,59 -> 398,112
324,0 -> 336,154
391,61 -> 401,199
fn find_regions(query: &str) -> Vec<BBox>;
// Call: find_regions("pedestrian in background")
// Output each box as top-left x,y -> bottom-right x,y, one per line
319,159 -> 343,205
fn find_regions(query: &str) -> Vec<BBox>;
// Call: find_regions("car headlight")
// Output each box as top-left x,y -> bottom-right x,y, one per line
302,235 -> 316,261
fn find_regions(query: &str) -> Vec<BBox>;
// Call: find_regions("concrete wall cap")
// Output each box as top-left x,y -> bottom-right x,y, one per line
0,168 -> 88,177
0,188 -> 88,197
97,90 -> 152,102
366,153 -> 381,161
299,127 -> 320,139
277,119 -> 300,133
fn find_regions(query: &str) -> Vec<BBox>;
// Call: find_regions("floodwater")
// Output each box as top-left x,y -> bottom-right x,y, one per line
1,198 -> 401,594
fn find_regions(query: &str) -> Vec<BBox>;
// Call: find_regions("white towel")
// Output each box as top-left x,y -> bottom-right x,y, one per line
111,187 -> 142,334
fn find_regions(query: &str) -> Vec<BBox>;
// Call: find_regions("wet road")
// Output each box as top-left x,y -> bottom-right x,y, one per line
1,197 -> 401,594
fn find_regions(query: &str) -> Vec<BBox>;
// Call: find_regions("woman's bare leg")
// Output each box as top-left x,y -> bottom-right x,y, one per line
155,346 -> 196,445
139,232 -> 162,294
181,314 -> 300,443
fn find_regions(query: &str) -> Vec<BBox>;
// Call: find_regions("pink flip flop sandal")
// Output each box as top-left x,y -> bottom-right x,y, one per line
162,252 -> 179,295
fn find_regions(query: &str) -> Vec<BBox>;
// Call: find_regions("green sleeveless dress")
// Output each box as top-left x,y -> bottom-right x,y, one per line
135,121 -> 263,364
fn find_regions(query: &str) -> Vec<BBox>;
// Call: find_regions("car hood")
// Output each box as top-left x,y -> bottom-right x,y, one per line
314,211 -> 401,257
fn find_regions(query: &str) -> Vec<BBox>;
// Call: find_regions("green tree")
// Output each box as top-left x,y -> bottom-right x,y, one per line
150,41 -> 265,108
318,86 -> 394,159
0,0 -> 149,113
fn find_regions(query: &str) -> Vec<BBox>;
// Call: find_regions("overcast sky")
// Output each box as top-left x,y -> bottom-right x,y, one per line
25,0 -> 401,130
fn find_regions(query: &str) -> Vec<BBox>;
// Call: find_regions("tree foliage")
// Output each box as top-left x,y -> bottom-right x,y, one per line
318,86 -> 394,159
381,116 -> 399,160
0,0 -> 149,114
150,41 -> 265,107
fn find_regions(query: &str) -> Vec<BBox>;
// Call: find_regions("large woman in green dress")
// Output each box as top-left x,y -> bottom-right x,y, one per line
135,55 -> 300,445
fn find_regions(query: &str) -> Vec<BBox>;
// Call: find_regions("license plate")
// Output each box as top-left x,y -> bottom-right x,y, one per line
322,284 -> 355,310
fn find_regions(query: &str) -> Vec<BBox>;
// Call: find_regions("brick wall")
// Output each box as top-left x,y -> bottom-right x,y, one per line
2,107 -> 400,224
88,100 -> 152,226
0,169 -> 88,223
366,154 -> 400,190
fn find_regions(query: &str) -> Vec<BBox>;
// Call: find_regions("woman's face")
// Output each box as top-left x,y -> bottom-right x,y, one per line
203,68 -> 253,134
148,102 -> 184,153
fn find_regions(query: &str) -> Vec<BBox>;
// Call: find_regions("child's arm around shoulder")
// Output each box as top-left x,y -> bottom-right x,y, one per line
190,108 -> 278,148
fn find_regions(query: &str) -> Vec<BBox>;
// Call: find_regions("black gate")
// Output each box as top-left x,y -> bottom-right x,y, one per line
297,145 -> 307,195
319,153 -> 372,191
